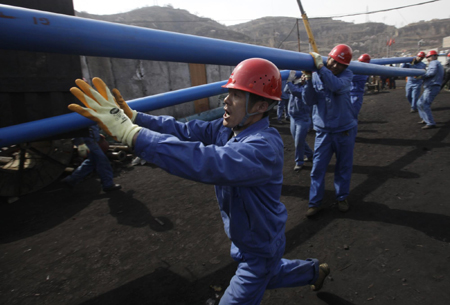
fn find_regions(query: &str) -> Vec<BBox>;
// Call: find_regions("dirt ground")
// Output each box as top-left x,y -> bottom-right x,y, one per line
1,80 -> 450,305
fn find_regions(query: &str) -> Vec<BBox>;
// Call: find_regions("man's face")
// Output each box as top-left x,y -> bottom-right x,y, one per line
223,89 -> 248,128
426,55 -> 436,63
416,56 -> 424,63
326,57 -> 347,75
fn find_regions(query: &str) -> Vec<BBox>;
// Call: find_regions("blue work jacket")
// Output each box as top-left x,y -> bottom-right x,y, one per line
280,80 -> 290,101
350,74 -> 369,96
285,82 -> 310,121
302,67 -> 357,133
133,114 -> 287,257
423,60 -> 444,88
402,61 -> 426,85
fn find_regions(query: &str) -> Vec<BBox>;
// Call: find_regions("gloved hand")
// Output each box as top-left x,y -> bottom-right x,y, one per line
68,77 -> 142,147
411,58 -> 417,65
112,88 -> 138,122
287,70 -> 297,83
414,75 -> 423,80
310,52 -> 324,69
293,77 -> 303,84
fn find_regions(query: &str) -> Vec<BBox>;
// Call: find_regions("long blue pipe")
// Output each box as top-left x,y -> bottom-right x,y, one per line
0,71 -> 299,147
0,5 -> 422,77
0,80 -> 226,147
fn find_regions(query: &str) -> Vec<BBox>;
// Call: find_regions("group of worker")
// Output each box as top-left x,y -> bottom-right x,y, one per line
402,50 -> 446,129
62,43 -> 447,304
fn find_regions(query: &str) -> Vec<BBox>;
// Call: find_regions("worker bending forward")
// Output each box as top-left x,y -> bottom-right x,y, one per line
67,58 -> 329,305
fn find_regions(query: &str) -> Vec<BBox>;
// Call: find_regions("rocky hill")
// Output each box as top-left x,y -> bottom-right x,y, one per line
76,5 -> 450,59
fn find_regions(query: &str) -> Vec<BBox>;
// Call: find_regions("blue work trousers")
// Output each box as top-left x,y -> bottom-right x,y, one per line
277,100 -> 289,120
290,118 -> 313,166
219,242 -> 319,305
418,85 -> 440,126
405,82 -> 422,111
309,126 -> 357,207
65,138 -> 114,189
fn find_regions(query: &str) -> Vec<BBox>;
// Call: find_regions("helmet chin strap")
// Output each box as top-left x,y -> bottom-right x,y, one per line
237,92 -> 277,127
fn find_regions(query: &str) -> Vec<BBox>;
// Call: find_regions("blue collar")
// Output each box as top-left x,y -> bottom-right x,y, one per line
232,116 -> 270,141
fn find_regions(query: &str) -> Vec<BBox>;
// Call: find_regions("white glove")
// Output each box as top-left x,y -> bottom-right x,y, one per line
69,77 -> 142,147
287,70 -> 297,83
310,52 -> 324,69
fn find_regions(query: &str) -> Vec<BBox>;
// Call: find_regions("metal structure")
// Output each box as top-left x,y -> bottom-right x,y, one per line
295,0 -> 318,53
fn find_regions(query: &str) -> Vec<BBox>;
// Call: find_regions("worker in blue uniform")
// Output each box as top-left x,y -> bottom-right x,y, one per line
62,125 -> 121,192
285,75 -> 313,171
277,80 -> 290,123
401,51 -> 426,113
350,53 -> 371,118
417,50 -> 445,129
302,44 -> 357,216
67,58 -> 330,305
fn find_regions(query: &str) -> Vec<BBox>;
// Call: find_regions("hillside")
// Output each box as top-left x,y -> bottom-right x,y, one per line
76,6 -> 450,59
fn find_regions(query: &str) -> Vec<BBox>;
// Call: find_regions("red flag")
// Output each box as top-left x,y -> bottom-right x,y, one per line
388,39 -> 392,46
392,39 -> 395,44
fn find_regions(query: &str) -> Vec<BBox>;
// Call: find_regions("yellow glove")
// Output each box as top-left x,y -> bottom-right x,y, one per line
310,52 -> 324,69
68,77 -> 142,147
411,58 -> 416,65
112,88 -> 137,123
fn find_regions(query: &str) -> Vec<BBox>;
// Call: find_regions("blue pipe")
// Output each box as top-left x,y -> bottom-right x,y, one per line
0,80 -> 227,147
0,71 -> 299,147
178,107 -> 225,123
0,5 -> 423,77
370,58 -> 414,65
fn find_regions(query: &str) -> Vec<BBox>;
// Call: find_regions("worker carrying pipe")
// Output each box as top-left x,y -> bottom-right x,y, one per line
301,44 -> 358,216
67,58 -> 331,303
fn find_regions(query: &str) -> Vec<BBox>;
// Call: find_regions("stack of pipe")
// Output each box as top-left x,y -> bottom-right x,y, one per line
0,5 -> 424,148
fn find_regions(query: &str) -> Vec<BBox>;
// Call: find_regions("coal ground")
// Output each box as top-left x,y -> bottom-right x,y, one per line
1,80 -> 450,305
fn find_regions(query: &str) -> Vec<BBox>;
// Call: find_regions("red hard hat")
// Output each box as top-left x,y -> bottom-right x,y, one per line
222,58 -> 282,101
447,53 -> 450,57
417,51 -> 426,58
358,53 -> 371,63
328,44 -> 353,66
426,50 -> 438,58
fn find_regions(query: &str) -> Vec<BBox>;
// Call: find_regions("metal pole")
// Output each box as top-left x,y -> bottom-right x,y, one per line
295,0 -> 318,53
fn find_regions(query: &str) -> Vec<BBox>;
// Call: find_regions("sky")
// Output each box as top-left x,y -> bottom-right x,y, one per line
72,0 -> 450,28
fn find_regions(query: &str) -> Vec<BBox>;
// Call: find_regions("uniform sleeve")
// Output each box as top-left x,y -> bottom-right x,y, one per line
423,61 -> 438,79
318,67 -> 353,93
302,79 -> 317,106
134,129 -> 277,187
135,113 -> 221,145
286,82 -> 303,98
